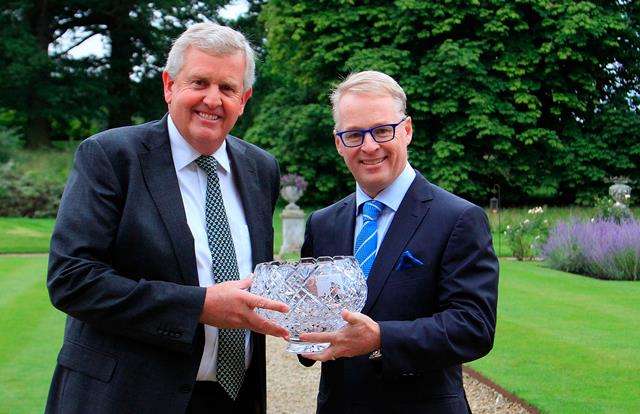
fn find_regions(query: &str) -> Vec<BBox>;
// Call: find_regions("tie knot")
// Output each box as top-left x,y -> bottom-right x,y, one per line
196,155 -> 218,176
362,200 -> 384,222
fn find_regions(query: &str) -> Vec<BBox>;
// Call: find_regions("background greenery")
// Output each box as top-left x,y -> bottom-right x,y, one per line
2,0 -> 639,208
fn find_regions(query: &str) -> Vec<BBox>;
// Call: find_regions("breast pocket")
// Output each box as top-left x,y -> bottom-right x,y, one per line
385,266 -> 426,287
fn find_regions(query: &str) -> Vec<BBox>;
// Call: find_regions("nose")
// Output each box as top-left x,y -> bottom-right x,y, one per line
203,85 -> 222,107
360,131 -> 380,152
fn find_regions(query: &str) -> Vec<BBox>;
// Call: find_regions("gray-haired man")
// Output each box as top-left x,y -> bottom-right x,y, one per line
46,23 -> 287,414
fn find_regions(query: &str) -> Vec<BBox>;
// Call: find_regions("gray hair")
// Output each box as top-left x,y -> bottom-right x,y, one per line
165,22 -> 256,91
330,71 -> 407,126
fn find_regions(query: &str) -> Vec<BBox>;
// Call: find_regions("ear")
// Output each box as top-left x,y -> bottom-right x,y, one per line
334,132 -> 344,156
162,71 -> 174,105
237,87 -> 253,116
403,116 -> 413,145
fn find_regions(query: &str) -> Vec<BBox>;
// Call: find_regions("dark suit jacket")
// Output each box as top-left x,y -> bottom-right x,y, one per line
300,172 -> 499,414
45,116 -> 279,414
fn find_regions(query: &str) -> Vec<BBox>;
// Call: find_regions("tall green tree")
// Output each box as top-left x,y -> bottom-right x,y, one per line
0,0 -> 228,147
247,0 -> 640,206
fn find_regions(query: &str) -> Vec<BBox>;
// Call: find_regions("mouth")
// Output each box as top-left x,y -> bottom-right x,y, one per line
195,111 -> 221,121
360,157 -> 386,166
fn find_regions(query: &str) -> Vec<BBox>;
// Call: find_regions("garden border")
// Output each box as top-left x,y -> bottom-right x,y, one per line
463,365 -> 539,413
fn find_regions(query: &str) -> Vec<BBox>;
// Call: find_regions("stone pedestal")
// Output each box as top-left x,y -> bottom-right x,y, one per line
280,206 -> 305,256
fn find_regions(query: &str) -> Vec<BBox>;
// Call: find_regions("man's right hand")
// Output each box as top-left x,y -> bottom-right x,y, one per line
199,277 -> 290,338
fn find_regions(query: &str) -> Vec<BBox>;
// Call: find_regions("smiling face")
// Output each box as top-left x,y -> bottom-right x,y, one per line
335,92 -> 412,197
162,47 -> 252,155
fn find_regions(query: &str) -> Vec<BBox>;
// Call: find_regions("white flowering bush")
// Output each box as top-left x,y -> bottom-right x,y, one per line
504,206 -> 550,260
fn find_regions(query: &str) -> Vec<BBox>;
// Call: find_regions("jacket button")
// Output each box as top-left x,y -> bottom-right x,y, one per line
179,384 -> 192,393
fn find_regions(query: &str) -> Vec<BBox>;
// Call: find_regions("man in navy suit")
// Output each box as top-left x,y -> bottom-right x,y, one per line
46,23 -> 288,414
299,71 -> 499,413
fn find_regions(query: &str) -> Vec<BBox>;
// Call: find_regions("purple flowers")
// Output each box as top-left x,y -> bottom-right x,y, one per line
280,173 -> 308,192
542,219 -> 640,280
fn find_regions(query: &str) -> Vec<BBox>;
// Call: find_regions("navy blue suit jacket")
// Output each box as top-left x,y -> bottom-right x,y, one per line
45,116 -> 279,413
301,172 -> 499,414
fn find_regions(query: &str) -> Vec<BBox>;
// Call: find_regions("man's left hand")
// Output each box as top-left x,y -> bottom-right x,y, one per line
299,310 -> 380,361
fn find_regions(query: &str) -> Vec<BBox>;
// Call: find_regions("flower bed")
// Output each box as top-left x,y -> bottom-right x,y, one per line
542,218 -> 640,281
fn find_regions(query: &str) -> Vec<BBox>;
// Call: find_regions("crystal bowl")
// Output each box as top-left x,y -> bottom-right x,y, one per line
251,256 -> 367,353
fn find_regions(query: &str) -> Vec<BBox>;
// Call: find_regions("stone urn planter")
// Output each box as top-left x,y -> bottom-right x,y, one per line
278,174 -> 308,255
280,185 -> 303,210
608,176 -> 632,220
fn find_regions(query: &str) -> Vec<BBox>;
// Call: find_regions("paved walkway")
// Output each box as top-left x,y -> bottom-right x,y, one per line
265,336 -> 534,413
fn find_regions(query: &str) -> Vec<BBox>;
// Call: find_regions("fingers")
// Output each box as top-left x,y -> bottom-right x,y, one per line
301,347 -> 337,362
342,309 -> 359,323
231,278 -> 252,290
244,312 -> 289,338
299,331 -> 335,344
245,292 -> 289,313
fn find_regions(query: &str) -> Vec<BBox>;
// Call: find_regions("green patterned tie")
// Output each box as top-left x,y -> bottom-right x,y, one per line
196,155 -> 246,400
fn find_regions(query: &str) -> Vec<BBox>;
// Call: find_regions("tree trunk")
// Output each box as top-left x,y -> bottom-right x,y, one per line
107,19 -> 137,128
25,0 -> 53,148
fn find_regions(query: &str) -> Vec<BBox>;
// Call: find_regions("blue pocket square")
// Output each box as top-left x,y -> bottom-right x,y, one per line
395,250 -> 425,271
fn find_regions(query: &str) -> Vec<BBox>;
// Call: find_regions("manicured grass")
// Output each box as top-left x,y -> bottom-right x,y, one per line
0,209 -> 287,255
0,255 -> 65,413
469,260 -> 640,414
3,218 -> 639,413
0,218 -> 55,253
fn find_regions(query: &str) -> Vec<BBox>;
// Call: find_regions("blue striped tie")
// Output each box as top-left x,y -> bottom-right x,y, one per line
354,200 -> 385,278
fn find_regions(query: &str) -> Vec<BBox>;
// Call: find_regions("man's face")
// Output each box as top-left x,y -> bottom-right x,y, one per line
162,47 -> 252,155
335,93 -> 412,197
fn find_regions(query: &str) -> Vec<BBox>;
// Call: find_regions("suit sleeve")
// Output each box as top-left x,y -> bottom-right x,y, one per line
47,138 -> 206,354
378,205 -> 498,376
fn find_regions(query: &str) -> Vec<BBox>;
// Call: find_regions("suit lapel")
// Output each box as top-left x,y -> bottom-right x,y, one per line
226,137 -> 264,266
362,173 -> 433,314
334,194 -> 356,256
139,116 -> 198,286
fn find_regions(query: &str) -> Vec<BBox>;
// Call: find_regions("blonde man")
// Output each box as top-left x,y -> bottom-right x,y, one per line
299,71 -> 499,413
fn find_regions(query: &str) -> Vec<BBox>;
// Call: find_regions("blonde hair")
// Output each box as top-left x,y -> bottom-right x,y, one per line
165,22 -> 256,91
330,71 -> 406,126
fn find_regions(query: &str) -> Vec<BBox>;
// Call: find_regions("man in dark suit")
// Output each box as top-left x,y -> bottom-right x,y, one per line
46,23 -> 289,414
299,71 -> 499,413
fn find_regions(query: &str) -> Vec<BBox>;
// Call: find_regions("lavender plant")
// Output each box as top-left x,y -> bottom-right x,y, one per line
542,219 -> 640,281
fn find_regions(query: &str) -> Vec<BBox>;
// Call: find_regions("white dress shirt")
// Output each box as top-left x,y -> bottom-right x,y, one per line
167,115 -> 252,382
354,163 -> 416,251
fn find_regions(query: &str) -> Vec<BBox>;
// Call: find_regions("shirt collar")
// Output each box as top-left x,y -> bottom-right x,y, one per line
355,163 -> 416,214
167,114 -> 231,174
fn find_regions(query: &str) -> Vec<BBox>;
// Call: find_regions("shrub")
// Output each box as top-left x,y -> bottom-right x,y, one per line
542,219 -> 640,281
593,196 -> 633,224
0,161 -> 64,217
0,126 -> 23,163
504,207 -> 550,260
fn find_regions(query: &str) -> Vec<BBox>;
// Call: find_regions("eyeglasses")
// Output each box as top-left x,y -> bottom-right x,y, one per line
335,116 -> 408,147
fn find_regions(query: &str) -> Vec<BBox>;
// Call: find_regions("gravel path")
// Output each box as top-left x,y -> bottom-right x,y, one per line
265,336 -> 532,413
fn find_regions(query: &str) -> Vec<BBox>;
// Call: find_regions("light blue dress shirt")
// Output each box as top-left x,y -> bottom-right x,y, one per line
354,163 -> 416,252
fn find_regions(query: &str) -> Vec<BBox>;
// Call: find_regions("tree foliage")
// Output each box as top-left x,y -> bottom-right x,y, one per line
0,0 -> 227,147
247,0 -> 640,206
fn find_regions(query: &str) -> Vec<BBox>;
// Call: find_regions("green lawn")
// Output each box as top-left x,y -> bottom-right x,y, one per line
469,260 -> 640,414
0,211 -> 285,255
0,256 -> 65,413
0,218 -> 55,253
2,218 -> 640,413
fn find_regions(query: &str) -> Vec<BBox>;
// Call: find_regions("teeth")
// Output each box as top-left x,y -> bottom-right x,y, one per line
362,158 -> 384,165
197,112 -> 220,121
